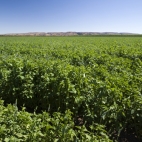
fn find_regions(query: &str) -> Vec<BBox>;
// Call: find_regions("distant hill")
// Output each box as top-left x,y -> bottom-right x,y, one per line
1,32 -> 140,36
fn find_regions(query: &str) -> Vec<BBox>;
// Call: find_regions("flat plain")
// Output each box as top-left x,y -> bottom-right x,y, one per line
0,36 -> 142,141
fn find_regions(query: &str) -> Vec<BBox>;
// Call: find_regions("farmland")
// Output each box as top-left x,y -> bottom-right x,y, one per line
0,36 -> 142,141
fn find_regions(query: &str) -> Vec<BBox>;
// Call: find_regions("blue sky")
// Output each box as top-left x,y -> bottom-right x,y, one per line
0,0 -> 142,34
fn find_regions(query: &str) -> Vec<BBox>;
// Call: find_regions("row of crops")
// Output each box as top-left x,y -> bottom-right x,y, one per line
0,36 -> 142,141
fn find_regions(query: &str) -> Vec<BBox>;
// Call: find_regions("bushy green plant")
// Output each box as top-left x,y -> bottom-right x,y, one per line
0,99 -> 112,142
0,36 -> 142,140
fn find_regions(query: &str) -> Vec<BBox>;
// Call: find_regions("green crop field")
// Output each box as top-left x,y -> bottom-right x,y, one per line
0,36 -> 142,141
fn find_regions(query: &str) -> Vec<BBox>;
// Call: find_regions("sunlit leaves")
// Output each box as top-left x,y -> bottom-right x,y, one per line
0,36 -> 142,141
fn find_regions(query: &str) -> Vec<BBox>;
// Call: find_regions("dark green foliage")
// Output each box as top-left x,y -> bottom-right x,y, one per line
0,37 -> 142,141
0,99 -> 111,142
